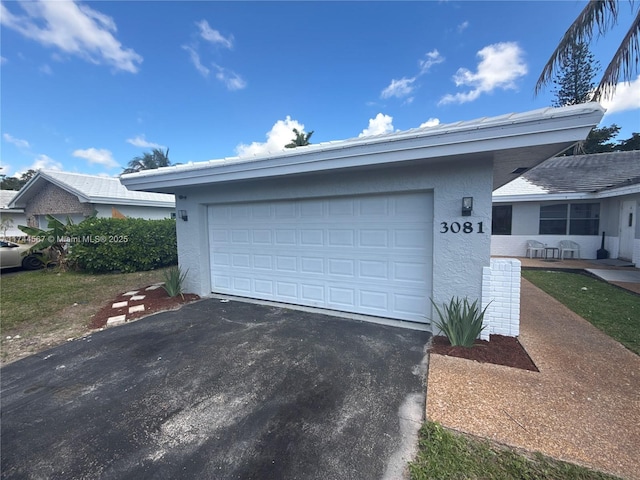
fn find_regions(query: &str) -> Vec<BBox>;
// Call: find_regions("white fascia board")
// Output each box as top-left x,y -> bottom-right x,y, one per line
121,105 -> 604,192
592,183 -> 640,199
492,192 -> 599,203
493,183 -> 640,203
89,197 -> 176,208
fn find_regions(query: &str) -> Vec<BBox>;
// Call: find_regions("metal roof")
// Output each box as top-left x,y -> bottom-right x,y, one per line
120,103 -> 605,194
0,190 -> 19,209
493,150 -> 640,201
8,170 -> 175,209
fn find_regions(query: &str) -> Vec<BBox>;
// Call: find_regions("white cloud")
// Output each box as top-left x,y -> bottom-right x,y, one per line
420,118 -> 440,128
359,113 -> 395,137
601,76 -> 640,115
0,0 -> 142,73
39,64 -> 53,75
31,154 -> 63,171
196,20 -> 233,49
457,21 -> 469,33
213,64 -> 247,91
419,49 -> 444,74
439,42 -> 527,105
3,133 -> 30,149
236,116 -> 306,157
381,49 -> 444,101
73,148 -> 118,168
126,135 -> 165,149
381,77 -> 416,99
182,45 -> 209,77
0,56 -> 7,64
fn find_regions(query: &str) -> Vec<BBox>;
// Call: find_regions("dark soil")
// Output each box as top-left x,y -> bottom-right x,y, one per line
429,334 -> 538,372
90,285 -> 200,329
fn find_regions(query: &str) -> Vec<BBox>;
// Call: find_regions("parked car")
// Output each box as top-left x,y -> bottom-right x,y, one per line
0,241 -> 44,270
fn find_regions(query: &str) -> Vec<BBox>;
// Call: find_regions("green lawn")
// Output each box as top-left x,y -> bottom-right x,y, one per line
1,268 -> 167,332
522,269 -> 640,355
410,422 -> 620,480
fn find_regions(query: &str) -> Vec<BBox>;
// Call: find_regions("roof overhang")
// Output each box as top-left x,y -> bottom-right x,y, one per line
121,104 -> 605,194
494,182 -> 640,203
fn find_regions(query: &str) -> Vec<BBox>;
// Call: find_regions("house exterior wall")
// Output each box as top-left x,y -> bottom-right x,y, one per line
492,195 -> 640,261
25,183 -> 94,227
0,210 -> 28,237
93,204 -> 174,220
173,160 -> 494,327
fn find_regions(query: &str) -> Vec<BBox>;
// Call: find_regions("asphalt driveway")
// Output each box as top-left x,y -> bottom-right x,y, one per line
1,299 -> 430,480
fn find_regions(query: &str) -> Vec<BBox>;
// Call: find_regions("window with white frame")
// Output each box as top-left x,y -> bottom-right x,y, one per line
539,203 -> 599,235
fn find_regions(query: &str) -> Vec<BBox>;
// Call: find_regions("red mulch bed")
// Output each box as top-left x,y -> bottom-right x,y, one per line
429,334 -> 538,372
90,285 -> 200,329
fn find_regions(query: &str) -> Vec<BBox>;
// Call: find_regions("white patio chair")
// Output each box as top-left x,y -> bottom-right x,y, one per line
559,240 -> 580,260
526,240 -> 545,258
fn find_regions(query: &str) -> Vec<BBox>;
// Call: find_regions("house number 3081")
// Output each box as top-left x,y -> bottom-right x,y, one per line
440,221 -> 485,234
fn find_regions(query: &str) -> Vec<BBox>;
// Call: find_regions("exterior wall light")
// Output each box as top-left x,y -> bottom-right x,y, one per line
179,210 -> 188,221
462,197 -> 473,216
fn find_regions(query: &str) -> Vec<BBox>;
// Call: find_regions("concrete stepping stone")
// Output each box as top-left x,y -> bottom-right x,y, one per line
123,291 -> 139,296
107,315 -> 126,326
128,305 -> 145,314
112,301 -> 128,309
130,295 -> 146,301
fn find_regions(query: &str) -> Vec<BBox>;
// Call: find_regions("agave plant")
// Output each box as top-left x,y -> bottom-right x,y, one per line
162,265 -> 189,299
430,297 -> 489,348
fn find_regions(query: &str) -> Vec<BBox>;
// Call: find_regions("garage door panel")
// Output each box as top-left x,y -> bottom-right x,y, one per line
209,192 -> 432,323
301,257 -> 324,274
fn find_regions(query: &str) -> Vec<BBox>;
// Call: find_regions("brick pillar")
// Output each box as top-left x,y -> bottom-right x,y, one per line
481,258 -> 521,340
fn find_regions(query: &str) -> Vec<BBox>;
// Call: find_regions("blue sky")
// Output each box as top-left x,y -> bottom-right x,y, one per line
1,0 -> 639,178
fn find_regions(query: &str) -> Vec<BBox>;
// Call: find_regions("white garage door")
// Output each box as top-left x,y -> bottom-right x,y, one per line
208,191 -> 433,323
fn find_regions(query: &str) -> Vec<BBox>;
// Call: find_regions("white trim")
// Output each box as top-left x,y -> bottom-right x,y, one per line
493,184 -> 640,203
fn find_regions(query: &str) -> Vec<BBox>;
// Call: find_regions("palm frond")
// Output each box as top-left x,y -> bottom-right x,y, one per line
536,0 -> 619,95
593,7 -> 640,101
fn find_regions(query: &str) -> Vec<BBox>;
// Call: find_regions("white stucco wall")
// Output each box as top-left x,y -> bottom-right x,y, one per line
491,197 -> 640,260
173,160 -> 494,326
0,211 -> 28,237
93,205 -> 174,220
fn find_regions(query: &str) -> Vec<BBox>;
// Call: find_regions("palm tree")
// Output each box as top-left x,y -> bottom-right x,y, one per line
122,148 -> 171,174
285,129 -> 314,148
536,0 -> 640,101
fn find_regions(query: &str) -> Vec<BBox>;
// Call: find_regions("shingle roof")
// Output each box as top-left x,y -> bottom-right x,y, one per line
493,150 -> 640,197
9,170 -> 175,208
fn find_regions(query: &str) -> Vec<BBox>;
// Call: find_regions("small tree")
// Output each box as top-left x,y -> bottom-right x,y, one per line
0,217 -> 14,237
285,128 -> 314,148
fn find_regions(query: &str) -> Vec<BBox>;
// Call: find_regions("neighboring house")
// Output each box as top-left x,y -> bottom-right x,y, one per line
8,170 -> 176,229
0,190 -> 28,237
121,104 -> 604,338
492,150 -> 640,266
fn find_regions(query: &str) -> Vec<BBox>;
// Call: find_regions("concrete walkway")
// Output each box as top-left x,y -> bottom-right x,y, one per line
426,279 -> 640,480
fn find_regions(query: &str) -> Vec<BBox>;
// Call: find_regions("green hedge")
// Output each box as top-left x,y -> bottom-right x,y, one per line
67,218 -> 177,273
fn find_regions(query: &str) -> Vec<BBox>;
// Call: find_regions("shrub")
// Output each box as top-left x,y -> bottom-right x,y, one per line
67,218 -> 177,273
431,297 -> 488,347
162,265 -> 188,298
